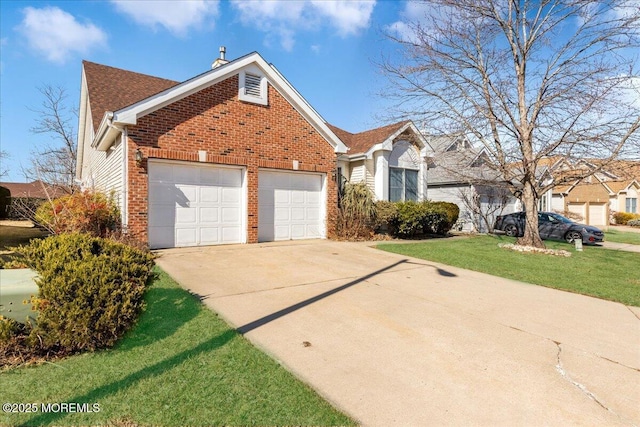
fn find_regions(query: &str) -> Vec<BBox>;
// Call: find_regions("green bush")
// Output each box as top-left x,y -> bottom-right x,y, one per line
35,190 -> 121,237
14,233 -> 154,353
374,201 -> 460,238
374,201 -> 399,234
428,201 -> 460,234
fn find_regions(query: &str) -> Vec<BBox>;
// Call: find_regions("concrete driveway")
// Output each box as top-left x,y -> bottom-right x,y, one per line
156,240 -> 640,426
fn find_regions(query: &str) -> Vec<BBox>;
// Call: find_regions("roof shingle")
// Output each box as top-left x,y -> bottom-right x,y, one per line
328,121 -> 411,155
83,61 -> 178,132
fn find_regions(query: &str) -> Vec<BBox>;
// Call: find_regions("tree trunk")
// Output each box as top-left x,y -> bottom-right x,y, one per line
517,181 -> 545,248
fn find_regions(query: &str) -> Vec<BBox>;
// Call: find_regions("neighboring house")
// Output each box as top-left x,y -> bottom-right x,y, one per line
328,121 -> 430,202
425,135 -> 519,232
540,158 -> 639,226
0,180 -> 67,219
77,51 -> 349,249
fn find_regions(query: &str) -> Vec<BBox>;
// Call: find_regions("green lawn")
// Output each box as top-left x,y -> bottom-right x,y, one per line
377,235 -> 640,307
605,228 -> 640,245
0,269 -> 354,427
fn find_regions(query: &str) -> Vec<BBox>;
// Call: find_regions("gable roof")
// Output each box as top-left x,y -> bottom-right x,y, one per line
603,179 -> 640,194
328,120 -> 431,160
83,61 -> 178,132
86,52 -> 346,154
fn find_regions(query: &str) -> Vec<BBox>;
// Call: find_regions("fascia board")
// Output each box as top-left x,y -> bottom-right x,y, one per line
112,54 -> 261,125
76,69 -> 89,179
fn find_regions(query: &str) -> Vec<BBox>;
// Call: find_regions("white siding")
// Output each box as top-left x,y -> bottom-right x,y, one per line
552,194 -> 565,212
365,159 -> 376,196
350,161 -> 365,183
428,185 -> 474,231
83,135 -> 125,218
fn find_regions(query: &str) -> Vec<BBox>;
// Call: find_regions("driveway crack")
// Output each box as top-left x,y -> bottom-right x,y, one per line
554,342 -> 623,421
626,306 -> 640,322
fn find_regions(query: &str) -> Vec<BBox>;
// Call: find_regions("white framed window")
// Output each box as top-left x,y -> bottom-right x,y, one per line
390,167 -> 418,202
626,197 -> 637,213
239,68 -> 268,105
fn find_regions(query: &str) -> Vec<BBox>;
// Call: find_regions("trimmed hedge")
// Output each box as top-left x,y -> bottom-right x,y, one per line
374,200 -> 459,237
10,233 -> 154,353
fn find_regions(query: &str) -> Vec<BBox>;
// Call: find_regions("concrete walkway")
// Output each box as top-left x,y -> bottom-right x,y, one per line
156,240 -> 640,427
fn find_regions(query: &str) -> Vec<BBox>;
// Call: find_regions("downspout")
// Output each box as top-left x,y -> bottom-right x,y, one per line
122,127 -> 129,232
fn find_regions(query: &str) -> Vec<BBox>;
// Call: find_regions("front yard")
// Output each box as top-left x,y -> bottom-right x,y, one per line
0,269 -> 354,427
604,228 -> 640,245
378,235 -> 640,307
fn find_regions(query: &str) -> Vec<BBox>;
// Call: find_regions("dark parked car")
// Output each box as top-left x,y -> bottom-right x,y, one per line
494,211 -> 605,244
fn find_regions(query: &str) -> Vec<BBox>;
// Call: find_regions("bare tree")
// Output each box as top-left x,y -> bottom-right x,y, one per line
458,184 -> 512,233
0,150 -> 9,179
382,1 -> 640,247
25,85 -> 77,192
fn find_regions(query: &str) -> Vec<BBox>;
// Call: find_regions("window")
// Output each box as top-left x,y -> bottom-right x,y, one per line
390,167 -> 418,202
626,197 -> 637,213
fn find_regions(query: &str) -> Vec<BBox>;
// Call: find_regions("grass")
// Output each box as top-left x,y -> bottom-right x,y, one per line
377,235 -> 640,307
604,228 -> 640,245
0,269 -> 355,427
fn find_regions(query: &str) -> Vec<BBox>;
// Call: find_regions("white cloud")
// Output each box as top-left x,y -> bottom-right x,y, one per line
17,7 -> 107,64
231,0 -> 375,51
111,0 -> 220,36
385,1 -> 442,43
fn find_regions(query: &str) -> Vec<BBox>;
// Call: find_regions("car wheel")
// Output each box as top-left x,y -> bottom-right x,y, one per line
504,224 -> 518,237
565,231 -> 582,243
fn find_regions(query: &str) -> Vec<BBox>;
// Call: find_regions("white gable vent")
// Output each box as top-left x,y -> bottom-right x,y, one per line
244,73 -> 262,97
239,67 -> 268,105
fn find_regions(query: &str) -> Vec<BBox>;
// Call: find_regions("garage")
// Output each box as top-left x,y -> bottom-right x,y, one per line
567,203 -> 586,222
148,161 -> 245,249
258,170 -> 325,242
588,203 -> 607,227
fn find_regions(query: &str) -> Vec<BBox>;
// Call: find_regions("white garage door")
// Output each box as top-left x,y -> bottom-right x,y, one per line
258,170 -> 324,242
148,161 -> 244,249
567,203 -> 586,222
588,203 -> 607,226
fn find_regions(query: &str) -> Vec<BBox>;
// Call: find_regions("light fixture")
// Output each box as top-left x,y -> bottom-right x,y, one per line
135,149 -> 143,166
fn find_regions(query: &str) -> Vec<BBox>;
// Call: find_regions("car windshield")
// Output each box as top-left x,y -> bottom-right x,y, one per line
546,213 -> 574,224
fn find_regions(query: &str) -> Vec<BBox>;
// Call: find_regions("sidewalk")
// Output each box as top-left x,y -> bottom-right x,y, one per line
600,241 -> 640,253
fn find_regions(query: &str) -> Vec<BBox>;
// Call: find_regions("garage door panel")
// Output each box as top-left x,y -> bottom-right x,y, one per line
148,162 -> 244,248
219,169 -> 242,187
199,207 -> 219,223
176,208 -> 197,224
176,228 -> 197,247
291,207 -> 305,220
258,170 -> 324,242
275,207 -> 290,221
274,189 -> 290,204
221,187 -> 241,203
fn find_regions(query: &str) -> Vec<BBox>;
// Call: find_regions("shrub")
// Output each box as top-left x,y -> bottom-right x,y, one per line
628,219 -> 640,227
374,201 -> 399,234
613,211 -> 640,225
374,201 -> 460,238
6,197 -> 46,220
428,201 -> 460,234
35,191 -> 121,237
333,183 -> 376,240
14,233 -> 154,353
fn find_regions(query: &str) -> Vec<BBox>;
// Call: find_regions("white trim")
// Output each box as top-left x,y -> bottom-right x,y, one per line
364,122 -> 429,159
103,52 -> 346,154
122,128 -> 129,230
238,66 -> 268,105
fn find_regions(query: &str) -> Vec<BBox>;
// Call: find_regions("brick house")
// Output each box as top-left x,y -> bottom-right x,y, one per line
76,50 -> 428,248
77,51 -> 347,248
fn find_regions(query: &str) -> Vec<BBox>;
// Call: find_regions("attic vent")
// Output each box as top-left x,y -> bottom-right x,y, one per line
244,73 -> 262,97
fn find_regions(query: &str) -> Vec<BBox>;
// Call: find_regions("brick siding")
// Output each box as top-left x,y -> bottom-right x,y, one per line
126,75 -> 338,243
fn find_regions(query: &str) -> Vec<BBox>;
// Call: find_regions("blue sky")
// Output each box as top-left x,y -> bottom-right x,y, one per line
0,0 -> 412,182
